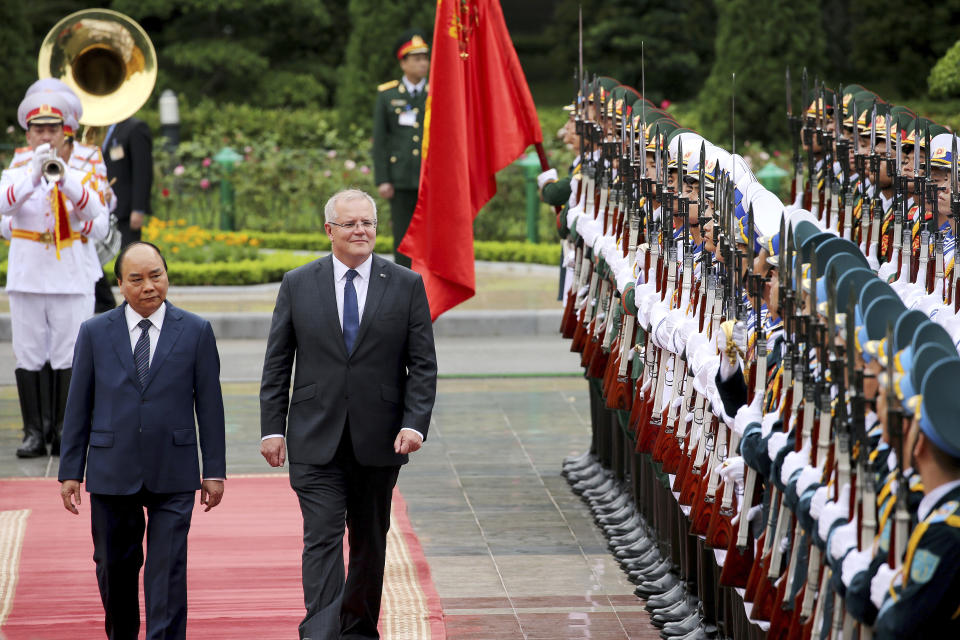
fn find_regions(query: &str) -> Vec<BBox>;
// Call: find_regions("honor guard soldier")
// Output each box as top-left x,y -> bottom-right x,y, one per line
372,29 -> 429,269
872,357 -> 960,637
0,90 -> 107,458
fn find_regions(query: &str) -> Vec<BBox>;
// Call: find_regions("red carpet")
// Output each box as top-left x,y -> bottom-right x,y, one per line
0,476 -> 444,640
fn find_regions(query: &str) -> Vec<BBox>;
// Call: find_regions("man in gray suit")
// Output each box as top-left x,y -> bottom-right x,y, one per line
259,189 -> 437,640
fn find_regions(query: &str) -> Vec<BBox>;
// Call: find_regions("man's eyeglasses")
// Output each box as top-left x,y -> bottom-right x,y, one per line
328,219 -> 377,231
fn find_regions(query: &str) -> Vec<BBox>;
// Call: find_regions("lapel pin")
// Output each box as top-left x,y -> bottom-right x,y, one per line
379,273 -> 387,278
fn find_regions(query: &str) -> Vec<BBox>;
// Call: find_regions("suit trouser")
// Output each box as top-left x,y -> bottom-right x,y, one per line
118,217 -> 142,251
389,189 -> 418,269
290,427 -> 400,640
90,488 -> 195,640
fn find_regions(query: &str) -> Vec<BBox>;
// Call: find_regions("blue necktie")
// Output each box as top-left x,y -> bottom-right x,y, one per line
134,318 -> 152,385
343,269 -> 359,353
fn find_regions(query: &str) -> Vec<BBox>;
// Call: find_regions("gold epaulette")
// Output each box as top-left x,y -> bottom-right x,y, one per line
378,80 -> 400,92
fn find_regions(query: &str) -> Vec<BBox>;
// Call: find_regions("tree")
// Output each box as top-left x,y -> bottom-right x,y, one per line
0,3 -> 39,132
698,0 -> 826,146
335,0 -> 435,129
849,0 -> 960,96
545,0 -> 716,104
112,0 -> 349,109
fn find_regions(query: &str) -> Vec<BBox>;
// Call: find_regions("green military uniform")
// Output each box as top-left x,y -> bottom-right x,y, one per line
372,31 -> 429,269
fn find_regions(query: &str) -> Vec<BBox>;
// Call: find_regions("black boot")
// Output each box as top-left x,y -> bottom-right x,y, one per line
51,369 -> 72,457
15,369 -> 45,458
38,363 -> 54,445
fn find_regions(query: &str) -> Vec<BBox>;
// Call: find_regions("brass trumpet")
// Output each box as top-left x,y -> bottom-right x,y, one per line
37,9 -> 157,127
40,147 -> 66,183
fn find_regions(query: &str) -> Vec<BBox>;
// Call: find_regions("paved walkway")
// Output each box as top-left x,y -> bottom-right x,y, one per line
0,261 -> 661,639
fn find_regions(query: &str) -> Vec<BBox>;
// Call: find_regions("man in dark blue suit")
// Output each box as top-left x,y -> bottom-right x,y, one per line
58,241 -> 226,640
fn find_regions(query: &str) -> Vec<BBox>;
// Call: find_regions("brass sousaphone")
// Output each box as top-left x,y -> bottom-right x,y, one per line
38,8 -> 157,127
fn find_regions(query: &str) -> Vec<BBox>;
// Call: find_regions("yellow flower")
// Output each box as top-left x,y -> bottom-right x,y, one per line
171,246 -> 180,253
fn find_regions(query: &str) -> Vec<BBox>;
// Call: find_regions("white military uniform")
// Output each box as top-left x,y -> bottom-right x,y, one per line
0,151 -> 107,370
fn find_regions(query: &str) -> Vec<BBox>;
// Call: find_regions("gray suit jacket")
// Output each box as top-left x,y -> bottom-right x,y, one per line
259,254 -> 437,466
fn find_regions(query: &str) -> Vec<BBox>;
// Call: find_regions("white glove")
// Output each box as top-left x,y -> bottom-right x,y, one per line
718,456 -> 745,486
733,392 -> 763,437
871,563 -> 899,610
766,431 -> 789,463
877,260 -> 897,283
817,483 -> 851,542
829,516 -> 858,562
796,464 -> 823,496
30,143 -> 51,186
761,410 -> 780,437
537,168 -> 558,190
841,547 -> 872,588
58,170 -> 87,205
810,484 -> 830,520
781,439 -> 811,487
865,248 -> 880,272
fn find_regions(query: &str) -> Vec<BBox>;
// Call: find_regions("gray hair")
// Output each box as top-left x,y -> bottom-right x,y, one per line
323,189 -> 377,223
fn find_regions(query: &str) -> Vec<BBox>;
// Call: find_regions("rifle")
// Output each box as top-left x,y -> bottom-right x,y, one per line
788,67 -> 803,204
952,136 -> 960,310
801,68 -> 814,209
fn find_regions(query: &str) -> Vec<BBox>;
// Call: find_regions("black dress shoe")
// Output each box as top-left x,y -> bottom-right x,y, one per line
566,463 -> 603,484
572,471 -> 611,493
644,583 -> 685,610
583,478 -> 617,498
621,548 -> 661,571
593,492 -> 630,514
634,572 -> 679,596
597,504 -> 634,525
16,433 -> 46,458
652,602 -> 694,628
610,536 -> 657,560
631,558 -> 672,582
659,612 -> 702,638
604,513 -> 643,536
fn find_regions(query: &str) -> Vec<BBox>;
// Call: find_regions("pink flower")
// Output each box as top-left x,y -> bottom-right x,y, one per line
323,170 -> 333,178
173,165 -> 185,176
202,157 -> 212,168
162,188 -> 170,198
660,99 -> 671,109
244,145 -> 253,153
773,150 -> 782,158
199,178 -> 211,190
360,165 -> 370,175
326,150 -> 337,159
344,159 -> 357,170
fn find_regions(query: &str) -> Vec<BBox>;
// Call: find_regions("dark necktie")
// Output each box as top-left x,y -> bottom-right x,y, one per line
134,318 -> 152,385
410,87 -> 418,99
343,269 -> 360,353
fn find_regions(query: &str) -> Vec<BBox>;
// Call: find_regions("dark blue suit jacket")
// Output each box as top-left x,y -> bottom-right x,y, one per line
58,301 -> 226,494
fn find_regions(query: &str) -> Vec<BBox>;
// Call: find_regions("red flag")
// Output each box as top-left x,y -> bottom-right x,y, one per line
398,0 -> 542,320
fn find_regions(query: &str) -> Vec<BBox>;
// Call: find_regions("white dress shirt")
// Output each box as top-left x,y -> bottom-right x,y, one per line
401,76 -> 426,97
262,255 -> 423,443
332,253 -> 372,327
125,301 -> 165,365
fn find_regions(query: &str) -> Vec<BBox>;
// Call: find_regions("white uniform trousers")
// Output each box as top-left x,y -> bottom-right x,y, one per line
9,291 -> 92,370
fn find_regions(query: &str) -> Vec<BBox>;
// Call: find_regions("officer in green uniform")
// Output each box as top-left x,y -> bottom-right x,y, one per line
873,356 -> 960,637
372,30 -> 429,269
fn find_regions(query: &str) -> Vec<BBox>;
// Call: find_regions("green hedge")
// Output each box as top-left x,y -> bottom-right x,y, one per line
929,39 -> 960,99
0,242 -> 560,287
